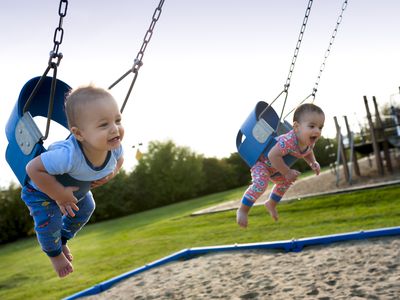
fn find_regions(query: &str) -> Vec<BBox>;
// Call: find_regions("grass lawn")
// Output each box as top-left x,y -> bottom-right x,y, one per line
1,184 -> 400,300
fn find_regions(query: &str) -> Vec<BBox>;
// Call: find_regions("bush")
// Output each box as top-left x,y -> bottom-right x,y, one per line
127,140 -> 204,209
91,170 -> 132,222
200,157 -> 238,195
0,184 -> 33,244
293,137 -> 337,172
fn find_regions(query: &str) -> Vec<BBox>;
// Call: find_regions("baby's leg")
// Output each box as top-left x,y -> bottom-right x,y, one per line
62,244 -> 73,262
21,186 -> 73,275
49,253 -> 74,277
61,192 -> 95,248
237,162 -> 269,228
265,177 -> 291,221
265,199 -> 279,221
236,198 -> 254,228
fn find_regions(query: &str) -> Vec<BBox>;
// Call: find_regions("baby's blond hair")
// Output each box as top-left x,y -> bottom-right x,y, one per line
65,85 -> 115,128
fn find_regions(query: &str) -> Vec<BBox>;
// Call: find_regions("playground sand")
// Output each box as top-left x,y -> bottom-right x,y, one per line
86,235 -> 400,299
84,156 -> 400,299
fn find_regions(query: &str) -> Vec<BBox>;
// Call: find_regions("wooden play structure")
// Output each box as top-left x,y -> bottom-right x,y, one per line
333,91 -> 400,186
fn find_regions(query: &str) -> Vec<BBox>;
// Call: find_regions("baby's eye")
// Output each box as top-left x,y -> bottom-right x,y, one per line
99,122 -> 108,128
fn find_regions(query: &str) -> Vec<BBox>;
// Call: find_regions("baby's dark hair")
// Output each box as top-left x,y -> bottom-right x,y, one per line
293,103 -> 324,123
64,85 -> 114,128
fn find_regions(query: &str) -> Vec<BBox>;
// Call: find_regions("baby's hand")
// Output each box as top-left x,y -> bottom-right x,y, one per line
56,186 -> 79,217
310,161 -> 321,175
90,172 -> 114,189
284,169 -> 301,183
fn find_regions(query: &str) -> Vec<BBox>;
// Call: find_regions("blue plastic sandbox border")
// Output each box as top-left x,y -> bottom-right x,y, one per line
64,226 -> 400,299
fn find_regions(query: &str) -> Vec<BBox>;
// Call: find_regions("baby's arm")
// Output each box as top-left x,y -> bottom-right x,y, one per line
26,156 -> 79,216
115,156 -> 124,174
303,151 -> 320,175
90,156 -> 124,188
268,144 -> 300,183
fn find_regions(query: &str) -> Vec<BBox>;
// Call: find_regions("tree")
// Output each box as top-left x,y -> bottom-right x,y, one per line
91,169 -> 131,222
225,152 -> 251,186
127,140 -> 204,209
293,137 -> 337,172
200,157 -> 238,195
0,184 -> 32,244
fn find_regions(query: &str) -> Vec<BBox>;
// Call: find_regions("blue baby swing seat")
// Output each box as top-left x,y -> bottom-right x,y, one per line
236,101 -> 295,168
5,0 -> 165,197
5,76 -> 70,186
5,76 -> 94,199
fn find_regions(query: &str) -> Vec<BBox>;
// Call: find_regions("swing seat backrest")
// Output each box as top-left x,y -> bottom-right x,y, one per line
5,76 -> 70,186
236,101 -> 294,167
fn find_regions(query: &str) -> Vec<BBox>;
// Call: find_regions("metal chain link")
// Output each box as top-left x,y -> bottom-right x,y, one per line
49,0 -> 68,67
109,0 -> 165,113
284,0 -> 313,92
23,0 -> 68,141
283,0 -> 349,119
311,0 -> 348,99
133,0 -> 164,72
259,0 -> 314,124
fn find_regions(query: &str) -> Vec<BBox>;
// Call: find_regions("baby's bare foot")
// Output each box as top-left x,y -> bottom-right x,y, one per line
265,200 -> 279,221
49,253 -> 73,278
236,208 -> 249,228
62,244 -> 73,262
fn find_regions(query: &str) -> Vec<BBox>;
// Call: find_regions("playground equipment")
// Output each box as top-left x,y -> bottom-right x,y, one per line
236,0 -> 349,167
389,87 -> 400,144
333,92 -> 400,185
333,116 -> 360,186
64,226 -> 400,299
5,0 -> 165,186
362,95 -> 393,175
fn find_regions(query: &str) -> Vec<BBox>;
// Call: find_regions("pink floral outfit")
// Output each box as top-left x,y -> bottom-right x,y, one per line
242,130 -> 313,205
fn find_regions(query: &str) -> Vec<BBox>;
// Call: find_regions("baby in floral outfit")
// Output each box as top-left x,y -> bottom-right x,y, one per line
237,103 -> 325,227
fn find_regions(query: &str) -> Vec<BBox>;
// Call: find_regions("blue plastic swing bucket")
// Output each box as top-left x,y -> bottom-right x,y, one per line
236,101 -> 294,167
5,76 -> 71,185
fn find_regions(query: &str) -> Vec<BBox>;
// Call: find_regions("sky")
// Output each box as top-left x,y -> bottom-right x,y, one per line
1,0 -> 400,188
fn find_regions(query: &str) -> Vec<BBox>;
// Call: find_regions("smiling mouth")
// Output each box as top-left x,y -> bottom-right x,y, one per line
109,136 -> 120,143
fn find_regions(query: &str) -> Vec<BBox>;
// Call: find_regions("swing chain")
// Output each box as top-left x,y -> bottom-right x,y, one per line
23,0 -> 68,142
284,0 -> 313,92
282,0 -> 349,120
49,0 -> 68,67
109,0 -> 165,113
133,0 -> 164,73
259,0 -> 314,125
311,0 -> 348,99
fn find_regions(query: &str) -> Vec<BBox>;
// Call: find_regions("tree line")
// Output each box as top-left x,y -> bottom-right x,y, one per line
0,137 -> 336,244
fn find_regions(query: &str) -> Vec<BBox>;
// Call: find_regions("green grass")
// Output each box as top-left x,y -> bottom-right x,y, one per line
1,185 -> 400,300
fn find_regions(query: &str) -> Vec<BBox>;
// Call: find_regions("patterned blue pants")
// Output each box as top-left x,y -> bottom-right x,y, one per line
21,184 -> 95,257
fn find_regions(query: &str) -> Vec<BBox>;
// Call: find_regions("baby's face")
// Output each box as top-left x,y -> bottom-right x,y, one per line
74,96 -> 124,152
295,112 -> 325,147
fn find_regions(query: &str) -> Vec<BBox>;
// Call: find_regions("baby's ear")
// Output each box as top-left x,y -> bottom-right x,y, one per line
292,121 -> 299,131
71,126 -> 84,141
